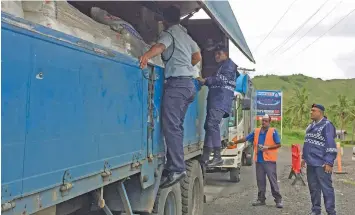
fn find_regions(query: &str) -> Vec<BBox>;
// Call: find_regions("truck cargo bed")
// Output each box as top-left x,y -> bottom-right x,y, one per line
1,14 -> 204,214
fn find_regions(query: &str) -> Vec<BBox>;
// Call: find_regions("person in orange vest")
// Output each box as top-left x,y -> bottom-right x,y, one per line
232,114 -> 283,208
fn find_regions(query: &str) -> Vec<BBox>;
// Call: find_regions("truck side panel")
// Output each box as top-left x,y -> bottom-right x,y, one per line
1,30 -> 30,201
152,67 -> 165,156
1,14 -> 207,215
1,16 -> 150,201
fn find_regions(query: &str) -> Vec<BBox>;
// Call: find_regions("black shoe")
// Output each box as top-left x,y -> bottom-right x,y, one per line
160,169 -> 171,185
208,147 -> 223,167
200,147 -> 212,165
252,200 -> 266,206
207,157 -> 223,167
160,171 -> 186,189
276,201 -> 283,208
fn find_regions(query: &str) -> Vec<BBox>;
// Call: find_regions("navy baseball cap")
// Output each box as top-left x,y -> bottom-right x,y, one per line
215,45 -> 228,53
162,6 -> 181,23
312,104 -> 325,111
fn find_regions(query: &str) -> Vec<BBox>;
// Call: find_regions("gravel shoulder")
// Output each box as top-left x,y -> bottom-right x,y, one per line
204,146 -> 355,215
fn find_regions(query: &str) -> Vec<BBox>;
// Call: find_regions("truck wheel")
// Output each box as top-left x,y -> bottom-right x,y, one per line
241,152 -> 247,166
181,160 -> 204,215
245,153 -> 253,166
245,146 -> 254,166
230,168 -> 240,183
155,183 -> 182,215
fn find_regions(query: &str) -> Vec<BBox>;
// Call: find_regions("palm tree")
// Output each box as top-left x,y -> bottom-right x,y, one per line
348,99 -> 355,144
328,95 -> 351,139
285,87 -> 310,128
327,104 -> 339,126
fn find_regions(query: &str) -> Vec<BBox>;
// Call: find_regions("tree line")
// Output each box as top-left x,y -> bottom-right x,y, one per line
283,88 -> 355,143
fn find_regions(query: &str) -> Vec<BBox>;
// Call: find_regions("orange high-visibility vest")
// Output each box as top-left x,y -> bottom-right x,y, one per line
253,128 -> 278,162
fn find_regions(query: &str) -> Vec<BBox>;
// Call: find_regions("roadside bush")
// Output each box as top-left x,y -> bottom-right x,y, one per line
284,129 -> 305,140
341,140 -> 355,145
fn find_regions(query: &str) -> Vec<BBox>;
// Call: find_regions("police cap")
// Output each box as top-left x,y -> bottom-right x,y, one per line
312,104 -> 325,112
162,6 -> 181,23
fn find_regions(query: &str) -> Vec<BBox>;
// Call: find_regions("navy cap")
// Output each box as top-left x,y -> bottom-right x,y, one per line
215,45 -> 228,53
312,104 -> 325,111
162,6 -> 181,23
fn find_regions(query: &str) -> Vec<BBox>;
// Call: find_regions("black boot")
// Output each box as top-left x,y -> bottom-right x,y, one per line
208,148 -> 223,167
201,147 -> 212,165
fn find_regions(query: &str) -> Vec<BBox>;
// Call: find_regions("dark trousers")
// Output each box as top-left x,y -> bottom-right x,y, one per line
307,165 -> 336,215
204,108 -> 225,148
256,162 -> 282,203
162,78 -> 195,173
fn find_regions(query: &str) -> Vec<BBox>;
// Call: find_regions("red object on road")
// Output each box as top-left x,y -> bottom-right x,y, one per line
291,144 -> 301,174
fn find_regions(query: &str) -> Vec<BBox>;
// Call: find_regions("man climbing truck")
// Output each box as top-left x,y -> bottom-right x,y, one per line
198,45 -> 237,168
204,73 -> 256,182
1,1 -> 254,215
139,5 -> 202,189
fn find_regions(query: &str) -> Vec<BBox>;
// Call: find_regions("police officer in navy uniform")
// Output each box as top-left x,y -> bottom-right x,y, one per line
197,46 -> 237,167
139,6 -> 201,189
302,104 -> 337,215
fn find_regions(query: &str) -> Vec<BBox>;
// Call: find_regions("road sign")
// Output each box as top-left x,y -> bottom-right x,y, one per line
256,90 -> 283,138
256,90 -> 282,121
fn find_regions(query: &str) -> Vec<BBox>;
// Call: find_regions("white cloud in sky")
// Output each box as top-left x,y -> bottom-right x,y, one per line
194,0 -> 355,80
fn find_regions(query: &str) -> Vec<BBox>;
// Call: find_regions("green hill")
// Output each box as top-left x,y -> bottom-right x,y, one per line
252,74 -> 355,145
252,74 -> 355,107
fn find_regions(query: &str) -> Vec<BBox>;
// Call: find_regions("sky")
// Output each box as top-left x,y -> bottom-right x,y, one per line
194,0 -> 355,80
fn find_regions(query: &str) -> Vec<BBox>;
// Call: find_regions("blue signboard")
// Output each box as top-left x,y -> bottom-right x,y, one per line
256,90 -> 282,121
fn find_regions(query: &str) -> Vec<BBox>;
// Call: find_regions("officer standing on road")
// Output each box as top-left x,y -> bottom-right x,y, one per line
232,114 -> 283,208
139,6 -> 202,189
197,46 -> 237,167
302,104 -> 337,215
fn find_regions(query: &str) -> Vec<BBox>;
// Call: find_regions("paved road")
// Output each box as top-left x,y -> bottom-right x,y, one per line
203,146 -> 355,215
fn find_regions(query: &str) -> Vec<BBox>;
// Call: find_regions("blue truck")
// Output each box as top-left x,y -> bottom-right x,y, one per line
1,1 -> 255,215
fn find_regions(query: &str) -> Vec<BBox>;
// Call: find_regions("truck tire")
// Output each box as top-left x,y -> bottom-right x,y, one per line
245,153 -> 253,166
245,145 -> 254,166
230,168 -> 240,183
180,160 -> 204,215
154,183 -> 182,215
242,152 -> 247,166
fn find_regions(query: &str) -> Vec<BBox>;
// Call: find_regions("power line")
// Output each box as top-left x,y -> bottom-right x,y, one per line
279,1 -> 343,56
270,0 -> 330,55
262,6 -> 355,78
253,0 -> 299,53
268,0 -> 330,56
296,8 -> 355,56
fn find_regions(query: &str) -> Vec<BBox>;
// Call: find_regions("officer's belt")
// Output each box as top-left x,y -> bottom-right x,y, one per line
166,76 -> 193,80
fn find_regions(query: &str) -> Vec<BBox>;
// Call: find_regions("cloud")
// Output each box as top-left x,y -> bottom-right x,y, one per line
300,7 -> 355,38
228,0 -> 355,79
193,0 -> 355,79
334,49 -> 355,79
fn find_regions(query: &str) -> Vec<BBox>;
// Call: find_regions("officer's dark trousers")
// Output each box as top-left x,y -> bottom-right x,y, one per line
256,162 -> 282,203
162,78 -> 195,173
307,165 -> 336,215
204,108 -> 225,148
